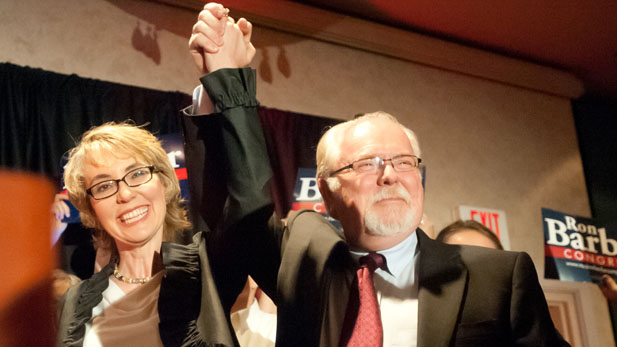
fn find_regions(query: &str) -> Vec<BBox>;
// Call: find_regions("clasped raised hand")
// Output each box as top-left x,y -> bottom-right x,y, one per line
189,2 -> 255,74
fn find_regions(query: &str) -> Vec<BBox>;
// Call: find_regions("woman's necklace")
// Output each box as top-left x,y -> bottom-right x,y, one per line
113,263 -> 151,284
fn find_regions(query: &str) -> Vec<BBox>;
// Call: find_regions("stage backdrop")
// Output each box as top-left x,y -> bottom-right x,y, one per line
0,63 -> 338,276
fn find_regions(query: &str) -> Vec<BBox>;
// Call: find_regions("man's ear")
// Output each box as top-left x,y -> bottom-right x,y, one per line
318,177 -> 338,219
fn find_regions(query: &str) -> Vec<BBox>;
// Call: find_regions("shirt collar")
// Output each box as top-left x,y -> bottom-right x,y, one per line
349,231 -> 418,278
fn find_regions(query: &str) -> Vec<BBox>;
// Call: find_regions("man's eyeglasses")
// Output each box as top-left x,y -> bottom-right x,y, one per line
329,155 -> 422,176
86,166 -> 158,200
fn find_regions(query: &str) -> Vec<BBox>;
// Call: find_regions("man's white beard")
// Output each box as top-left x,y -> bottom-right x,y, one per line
364,186 -> 418,236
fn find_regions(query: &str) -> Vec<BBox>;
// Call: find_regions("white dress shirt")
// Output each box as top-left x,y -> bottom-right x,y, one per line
349,232 -> 420,347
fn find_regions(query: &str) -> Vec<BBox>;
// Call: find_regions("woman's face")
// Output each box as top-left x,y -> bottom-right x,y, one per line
83,156 -> 167,251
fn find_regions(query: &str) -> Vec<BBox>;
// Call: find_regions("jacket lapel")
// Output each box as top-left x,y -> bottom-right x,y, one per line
416,230 -> 468,347
321,262 -> 354,346
280,210 -> 353,346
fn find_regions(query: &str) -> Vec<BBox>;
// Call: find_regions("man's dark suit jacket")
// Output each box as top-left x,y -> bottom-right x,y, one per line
184,68 -> 569,347
267,210 -> 569,347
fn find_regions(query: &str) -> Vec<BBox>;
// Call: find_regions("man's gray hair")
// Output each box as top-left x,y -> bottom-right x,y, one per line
315,111 -> 421,190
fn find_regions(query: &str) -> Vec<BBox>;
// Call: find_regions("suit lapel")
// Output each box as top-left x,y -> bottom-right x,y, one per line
416,230 -> 468,347
321,263 -> 354,346
280,210 -> 353,346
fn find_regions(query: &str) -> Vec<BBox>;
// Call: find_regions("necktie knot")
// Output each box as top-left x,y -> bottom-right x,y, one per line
359,251 -> 386,273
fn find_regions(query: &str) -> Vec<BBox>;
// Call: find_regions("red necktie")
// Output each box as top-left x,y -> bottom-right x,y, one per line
339,251 -> 386,347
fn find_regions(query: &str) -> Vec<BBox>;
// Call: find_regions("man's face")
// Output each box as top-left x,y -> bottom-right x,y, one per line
323,118 -> 424,251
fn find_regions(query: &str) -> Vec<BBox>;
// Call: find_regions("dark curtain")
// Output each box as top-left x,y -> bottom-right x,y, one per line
0,62 -> 190,184
259,106 -> 341,218
0,63 -> 340,216
1,63 -> 341,276
0,63 -> 192,277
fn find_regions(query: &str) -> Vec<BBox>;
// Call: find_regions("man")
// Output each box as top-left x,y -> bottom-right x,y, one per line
188,3 -> 568,346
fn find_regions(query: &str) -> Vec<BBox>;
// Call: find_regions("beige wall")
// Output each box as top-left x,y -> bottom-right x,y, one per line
1,0 -> 612,345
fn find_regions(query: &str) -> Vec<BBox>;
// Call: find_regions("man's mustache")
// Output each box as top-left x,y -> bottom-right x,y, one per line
368,186 -> 411,205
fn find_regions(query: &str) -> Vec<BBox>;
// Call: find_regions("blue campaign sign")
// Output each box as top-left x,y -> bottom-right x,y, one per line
292,168 -> 342,231
543,207 -> 617,284
159,133 -> 190,202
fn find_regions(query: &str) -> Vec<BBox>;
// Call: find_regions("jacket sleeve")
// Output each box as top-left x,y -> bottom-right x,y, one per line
509,252 -> 571,347
180,68 -> 280,312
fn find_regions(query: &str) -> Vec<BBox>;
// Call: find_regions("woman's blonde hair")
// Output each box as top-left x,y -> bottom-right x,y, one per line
63,121 -> 191,251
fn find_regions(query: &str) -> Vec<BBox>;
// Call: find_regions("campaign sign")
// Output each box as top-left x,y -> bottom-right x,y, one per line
159,133 -> 190,202
60,198 -> 81,224
291,168 -> 342,231
543,207 -> 617,283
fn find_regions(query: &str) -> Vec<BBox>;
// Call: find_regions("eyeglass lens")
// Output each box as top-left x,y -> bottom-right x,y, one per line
89,166 -> 153,199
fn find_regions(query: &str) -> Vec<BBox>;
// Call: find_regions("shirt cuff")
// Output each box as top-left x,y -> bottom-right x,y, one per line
200,68 -> 258,113
184,85 -> 204,117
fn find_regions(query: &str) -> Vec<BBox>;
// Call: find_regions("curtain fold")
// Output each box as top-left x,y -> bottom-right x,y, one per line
258,106 -> 340,218
0,63 -> 340,218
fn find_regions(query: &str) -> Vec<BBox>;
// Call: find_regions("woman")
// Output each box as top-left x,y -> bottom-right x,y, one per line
56,5 -> 268,346
56,122 -> 214,346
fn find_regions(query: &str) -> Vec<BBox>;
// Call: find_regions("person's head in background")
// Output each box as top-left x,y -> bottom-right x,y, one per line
63,121 -> 190,255
437,219 -> 504,250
